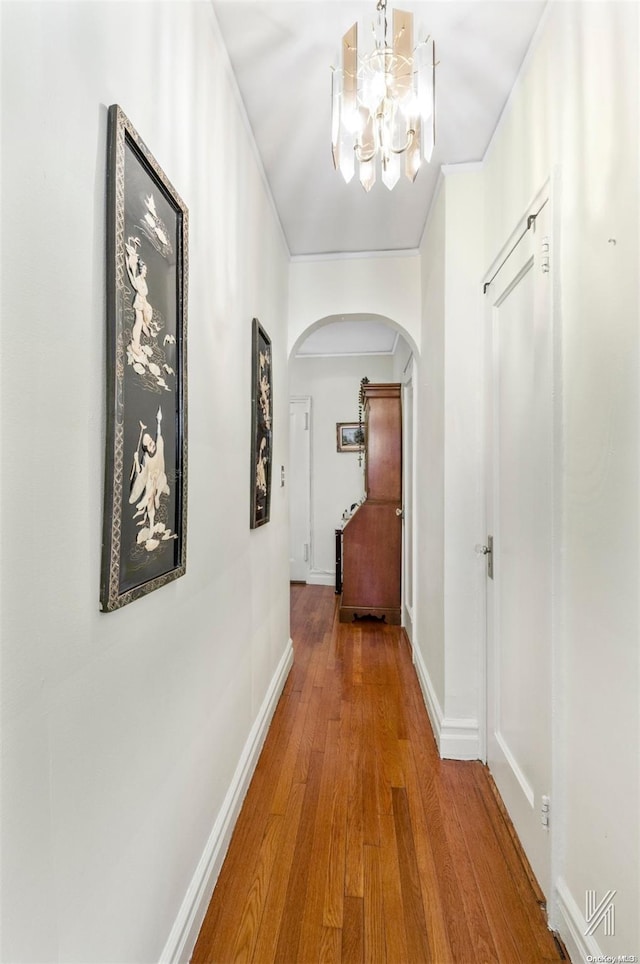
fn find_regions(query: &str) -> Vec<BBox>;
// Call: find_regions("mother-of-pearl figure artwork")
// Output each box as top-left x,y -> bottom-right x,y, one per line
259,347 -> 271,430
255,344 -> 271,498
250,318 -> 272,528
256,435 -> 268,495
129,406 -> 177,553
101,105 -> 188,611
140,192 -> 173,258
124,236 -> 173,392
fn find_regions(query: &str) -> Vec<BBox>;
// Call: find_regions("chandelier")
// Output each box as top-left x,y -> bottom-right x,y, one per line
331,0 -> 436,192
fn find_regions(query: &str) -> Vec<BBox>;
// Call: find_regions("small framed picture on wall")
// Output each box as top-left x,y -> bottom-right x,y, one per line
336,422 -> 365,453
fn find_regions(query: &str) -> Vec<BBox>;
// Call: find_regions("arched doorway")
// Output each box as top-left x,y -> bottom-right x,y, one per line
288,313 -> 418,638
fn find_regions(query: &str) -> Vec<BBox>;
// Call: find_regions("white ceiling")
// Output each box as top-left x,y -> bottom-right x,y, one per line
213,0 -> 546,256
295,317 -> 400,356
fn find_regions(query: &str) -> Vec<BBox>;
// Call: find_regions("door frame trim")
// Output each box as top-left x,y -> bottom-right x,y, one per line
289,395 -> 312,583
401,360 -> 416,636
480,172 -> 563,920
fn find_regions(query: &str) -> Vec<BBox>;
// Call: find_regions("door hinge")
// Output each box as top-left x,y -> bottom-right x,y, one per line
541,794 -> 550,829
304,412 -> 309,430
541,236 -> 550,274
303,543 -> 309,562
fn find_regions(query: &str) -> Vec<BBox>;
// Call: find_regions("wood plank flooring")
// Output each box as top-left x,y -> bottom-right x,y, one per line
192,585 -> 564,964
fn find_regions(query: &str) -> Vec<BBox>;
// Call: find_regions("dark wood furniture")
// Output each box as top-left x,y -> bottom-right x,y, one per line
335,528 -> 342,594
339,383 -> 402,624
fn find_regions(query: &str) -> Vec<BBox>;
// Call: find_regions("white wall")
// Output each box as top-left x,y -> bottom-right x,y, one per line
288,253 -> 421,357
0,3 -> 290,962
413,170 -> 485,759
289,354 -> 394,582
415,2 -> 639,958
415,186 -> 447,711
483,3 -> 639,958
442,169 -> 485,726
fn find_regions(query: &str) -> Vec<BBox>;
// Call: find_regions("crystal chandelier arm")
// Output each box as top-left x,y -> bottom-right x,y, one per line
356,110 -> 416,164
330,67 -> 339,171
355,144 -> 377,163
389,127 -> 416,155
355,105 -> 377,166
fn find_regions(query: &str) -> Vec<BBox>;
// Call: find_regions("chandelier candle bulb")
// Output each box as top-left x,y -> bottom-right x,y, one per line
331,0 -> 436,191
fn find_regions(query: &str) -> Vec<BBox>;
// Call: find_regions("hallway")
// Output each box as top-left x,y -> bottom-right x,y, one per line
192,586 -> 563,963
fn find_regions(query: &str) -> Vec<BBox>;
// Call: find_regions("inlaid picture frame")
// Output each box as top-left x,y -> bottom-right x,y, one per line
250,318 -> 273,528
100,104 -> 188,612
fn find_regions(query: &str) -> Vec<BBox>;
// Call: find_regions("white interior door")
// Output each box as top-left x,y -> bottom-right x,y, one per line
289,396 -> 311,582
485,196 -> 553,898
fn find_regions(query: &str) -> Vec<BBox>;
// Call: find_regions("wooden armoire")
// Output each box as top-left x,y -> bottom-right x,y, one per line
339,383 -> 402,624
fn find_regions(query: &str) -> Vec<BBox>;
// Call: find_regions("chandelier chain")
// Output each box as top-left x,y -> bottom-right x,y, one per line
376,0 -> 389,47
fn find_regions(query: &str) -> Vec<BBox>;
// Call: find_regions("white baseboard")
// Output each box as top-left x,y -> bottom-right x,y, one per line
555,876 -> 604,963
307,569 -> 335,587
412,644 -> 480,761
412,642 -> 445,738
439,717 -> 481,761
160,639 -> 294,964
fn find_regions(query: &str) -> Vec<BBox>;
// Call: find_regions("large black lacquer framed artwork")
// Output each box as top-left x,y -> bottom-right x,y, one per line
100,105 -> 188,612
250,318 -> 273,529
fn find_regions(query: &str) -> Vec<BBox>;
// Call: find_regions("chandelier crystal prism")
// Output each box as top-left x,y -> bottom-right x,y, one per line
331,0 -> 436,192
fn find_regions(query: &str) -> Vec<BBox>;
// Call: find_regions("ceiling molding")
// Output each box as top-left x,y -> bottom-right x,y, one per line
294,316 -> 402,358
294,349 -> 400,359
290,248 -> 421,265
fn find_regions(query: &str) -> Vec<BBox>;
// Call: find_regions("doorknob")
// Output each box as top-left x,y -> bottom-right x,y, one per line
395,507 -> 404,518
475,544 -> 491,555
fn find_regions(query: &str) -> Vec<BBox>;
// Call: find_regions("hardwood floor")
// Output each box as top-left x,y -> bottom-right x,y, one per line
192,585 -> 564,964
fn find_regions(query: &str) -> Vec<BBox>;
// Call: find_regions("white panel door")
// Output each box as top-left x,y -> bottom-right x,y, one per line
289,396 -> 311,582
485,198 -> 553,898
